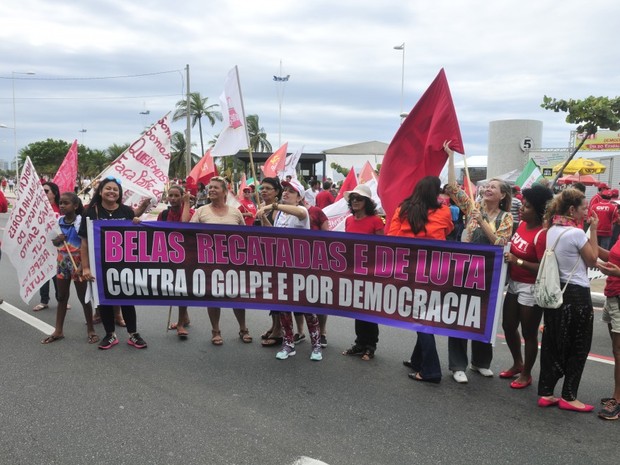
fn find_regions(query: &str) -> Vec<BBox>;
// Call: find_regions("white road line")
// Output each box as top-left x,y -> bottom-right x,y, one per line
291,458 -> 330,465
0,301 -> 55,334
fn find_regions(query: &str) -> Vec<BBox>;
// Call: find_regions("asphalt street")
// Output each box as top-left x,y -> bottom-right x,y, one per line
0,211 -> 618,465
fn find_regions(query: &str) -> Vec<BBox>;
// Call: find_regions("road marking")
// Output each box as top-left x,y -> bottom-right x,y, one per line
0,301 -> 55,334
290,458 -> 330,465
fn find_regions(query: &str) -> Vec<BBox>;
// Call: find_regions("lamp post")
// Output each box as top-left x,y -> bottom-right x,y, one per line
0,123 -> 12,173
393,43 -> 405,122
79,128 -> 87,146
12,71 -> 36,177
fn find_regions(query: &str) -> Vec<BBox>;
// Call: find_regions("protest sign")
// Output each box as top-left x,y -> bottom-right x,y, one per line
89,221 -> 506,343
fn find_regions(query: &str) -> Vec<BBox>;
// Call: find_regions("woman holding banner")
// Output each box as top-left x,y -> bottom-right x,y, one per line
501,184 -> 553,389
390,176 -> 454,382
190,176 -> 252,345
79,176 -> 148,350
256,177 -> 285,347
537,188 -> 598,412
158,185 -> 193,337
341,184 -> 385,361
256,178 -> 323,361
445,142 -> 513,383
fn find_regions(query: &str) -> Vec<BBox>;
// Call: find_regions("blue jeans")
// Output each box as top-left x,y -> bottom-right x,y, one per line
410,332 -> 442,379
39,277 -> 58,305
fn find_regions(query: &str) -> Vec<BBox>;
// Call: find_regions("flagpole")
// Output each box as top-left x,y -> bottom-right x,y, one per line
462,154 -> 475,203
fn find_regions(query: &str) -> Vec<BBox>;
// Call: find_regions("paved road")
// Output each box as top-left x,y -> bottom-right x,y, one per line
0,211 -> 617,465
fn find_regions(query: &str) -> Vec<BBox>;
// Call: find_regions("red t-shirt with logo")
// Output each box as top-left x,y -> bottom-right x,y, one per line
509,222 -> 546,284
591,200 -> 618,237
345,214 -> 384,234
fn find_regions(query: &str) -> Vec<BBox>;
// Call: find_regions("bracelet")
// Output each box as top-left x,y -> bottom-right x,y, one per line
272,202 -> 278,211
516,258 -> 524,267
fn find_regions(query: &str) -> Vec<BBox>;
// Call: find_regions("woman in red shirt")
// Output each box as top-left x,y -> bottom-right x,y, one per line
502,184 -> 553,389
341,184 -> 385,361
390,176 -> 454,383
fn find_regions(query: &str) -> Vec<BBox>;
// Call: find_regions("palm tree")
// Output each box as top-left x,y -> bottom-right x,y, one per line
172,92 -> 222,157
246,114 -> 272,152
168,131 -> 200,179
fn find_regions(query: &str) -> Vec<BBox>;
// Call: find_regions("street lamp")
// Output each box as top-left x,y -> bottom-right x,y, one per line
393,43 -> 405,122
0,123 -> 14,172
12,71 -> 36,177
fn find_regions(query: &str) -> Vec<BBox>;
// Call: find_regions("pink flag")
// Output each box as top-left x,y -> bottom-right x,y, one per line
53,139 -> 78,195
335,167 -> 357,202
358,161 -> 377,184
237,173 -> 248,200
261,143 -> 288,178
378,68 -> 464,231
187,148 -> 217,195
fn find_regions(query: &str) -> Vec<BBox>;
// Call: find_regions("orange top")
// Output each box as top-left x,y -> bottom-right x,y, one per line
388,205 -> 454,239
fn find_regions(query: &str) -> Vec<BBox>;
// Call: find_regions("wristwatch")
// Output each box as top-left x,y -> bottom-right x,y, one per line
516,258 -> 524,267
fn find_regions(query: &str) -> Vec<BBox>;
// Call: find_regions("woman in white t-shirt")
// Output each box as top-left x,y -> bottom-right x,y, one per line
538,188 -> 599,412
257,179 -> 321,361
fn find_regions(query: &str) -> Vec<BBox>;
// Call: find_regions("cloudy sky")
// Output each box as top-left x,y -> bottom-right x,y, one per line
1,0 -> 618,165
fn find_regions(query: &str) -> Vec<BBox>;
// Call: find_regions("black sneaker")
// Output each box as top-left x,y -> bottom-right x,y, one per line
128,333 -> 147,349
293,333 -> 306,345
98,333 -> 118,350
599,399 -> 620,420
320,334 -> 328,348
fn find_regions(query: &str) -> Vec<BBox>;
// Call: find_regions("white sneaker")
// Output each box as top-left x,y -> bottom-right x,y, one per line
310,350 -> 323,361
470,365 -> 494,377
452,371 -> 468,383
275,348 -> 296,360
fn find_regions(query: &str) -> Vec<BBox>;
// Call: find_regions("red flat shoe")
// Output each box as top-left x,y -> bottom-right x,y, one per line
499,368 -> 522,379
558,399 -> 594,412
510,376 -> 532,389
538,397 -> 560,408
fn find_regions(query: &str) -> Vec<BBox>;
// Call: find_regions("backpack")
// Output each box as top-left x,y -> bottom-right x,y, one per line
533,227 -> 579,309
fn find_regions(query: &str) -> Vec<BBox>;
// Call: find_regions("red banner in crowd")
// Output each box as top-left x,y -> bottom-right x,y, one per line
89,222 -> 507,343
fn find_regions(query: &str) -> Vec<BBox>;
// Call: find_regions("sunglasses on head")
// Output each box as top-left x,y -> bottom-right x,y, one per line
105,175 -> 122,185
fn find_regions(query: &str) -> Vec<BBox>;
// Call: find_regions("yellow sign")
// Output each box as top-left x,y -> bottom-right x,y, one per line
575,130 -> 620,151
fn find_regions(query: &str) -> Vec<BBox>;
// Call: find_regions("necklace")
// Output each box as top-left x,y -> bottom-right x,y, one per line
101,205 -> 118,217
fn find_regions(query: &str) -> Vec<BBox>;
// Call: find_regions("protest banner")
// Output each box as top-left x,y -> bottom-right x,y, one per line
1,158 -> 61,302
97,115 -> 171,209
89,221 -> 506,343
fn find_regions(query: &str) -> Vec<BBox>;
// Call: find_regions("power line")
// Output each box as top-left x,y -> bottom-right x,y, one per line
0,69 -> 182,81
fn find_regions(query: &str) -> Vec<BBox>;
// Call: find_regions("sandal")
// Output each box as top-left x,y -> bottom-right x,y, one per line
87,334 -> 100,344
239,329 -> 253,343
342,344 -> 365,356
170,321 -> 191,330
176,325 -> 189,337
261,329 -> 273,340
261,336 -> 283,347
408,372 -> 441,384
33,303 -> 49,312
211,330 -> 223,345
41,334 -> 64,344
361,349 -> 375,361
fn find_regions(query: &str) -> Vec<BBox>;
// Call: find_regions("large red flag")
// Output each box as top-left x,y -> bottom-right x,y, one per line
186,149 -> 217,195
378,68 -> 464,230
53,139 -> 78,195
261,142 -> 288,178
334,167 -> 357,202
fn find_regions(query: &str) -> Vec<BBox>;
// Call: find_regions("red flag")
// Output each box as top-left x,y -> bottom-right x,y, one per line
187,149 -> 217,195
334,167 -> 358,202
358,161 -> 377,184
53,139 -> 78,195
378,68 -> 464,230
261,142 -> 288,178
463,174 -> 477,202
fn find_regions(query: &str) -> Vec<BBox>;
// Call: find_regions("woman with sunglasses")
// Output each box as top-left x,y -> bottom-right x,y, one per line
257,179 -> 323,361
190,176 -> 252,345
33,182 -> 61,312
79,176 -> 148,350
341,184 -> 385,361
256,177 -> 286,347
391,176 -> 454,383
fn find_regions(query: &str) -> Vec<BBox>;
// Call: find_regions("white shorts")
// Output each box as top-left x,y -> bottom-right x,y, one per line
506,278 -> 537,307
602,297 -> 620,333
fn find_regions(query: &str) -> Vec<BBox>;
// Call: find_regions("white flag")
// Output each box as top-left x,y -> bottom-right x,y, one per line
98,114 -> 171,209
212,66 -> 250,156
278,146 -> 304,179
2,158 -> 61,303
323,178 -> 384,231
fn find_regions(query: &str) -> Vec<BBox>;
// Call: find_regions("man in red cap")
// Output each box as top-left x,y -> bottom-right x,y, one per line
591,189 -> 619,249
589,182 -> 610,211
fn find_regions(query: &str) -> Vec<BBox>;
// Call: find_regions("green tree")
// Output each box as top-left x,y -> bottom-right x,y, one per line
172,92 -> 222,158
106,143 -> 130,161
330,162 -> 350,178
169,131 -> 200,179
246,114 -> 272,152
541,95 -> 620,185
